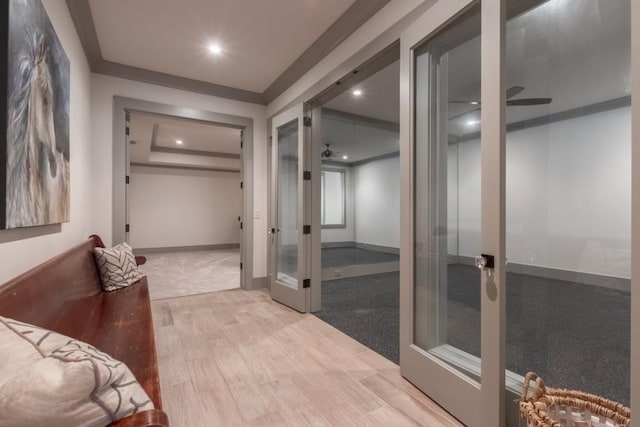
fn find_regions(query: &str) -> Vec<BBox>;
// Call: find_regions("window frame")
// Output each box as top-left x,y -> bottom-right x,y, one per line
320,167 -> 347,228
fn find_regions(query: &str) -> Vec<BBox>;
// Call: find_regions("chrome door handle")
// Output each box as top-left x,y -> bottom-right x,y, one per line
474,254 -> 495,270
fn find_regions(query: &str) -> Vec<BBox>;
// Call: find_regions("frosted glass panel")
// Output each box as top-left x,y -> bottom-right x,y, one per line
277,120 -> 298,287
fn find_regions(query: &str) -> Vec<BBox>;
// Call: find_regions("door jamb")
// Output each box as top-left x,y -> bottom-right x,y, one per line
112,96 -> 256,290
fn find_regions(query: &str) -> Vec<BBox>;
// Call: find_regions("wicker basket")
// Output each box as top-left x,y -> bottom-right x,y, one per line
519,372 -> 630,427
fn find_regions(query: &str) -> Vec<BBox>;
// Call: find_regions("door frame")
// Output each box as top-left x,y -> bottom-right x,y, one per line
399,1 -> 505,426
112,97 -> 257,290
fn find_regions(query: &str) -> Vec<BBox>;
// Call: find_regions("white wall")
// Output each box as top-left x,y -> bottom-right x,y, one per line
452,107 -> 631,278
129,166 -> 241,249
354,156 -> 401,248
90,75 -> 268,278
0,0 -> 94,284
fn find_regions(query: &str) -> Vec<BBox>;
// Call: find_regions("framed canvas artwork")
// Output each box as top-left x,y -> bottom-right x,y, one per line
0,0 -> 70,230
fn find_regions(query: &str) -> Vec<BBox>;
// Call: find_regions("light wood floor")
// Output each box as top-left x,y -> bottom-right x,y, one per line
139,249 -> 240,300
151,289 -> 463,427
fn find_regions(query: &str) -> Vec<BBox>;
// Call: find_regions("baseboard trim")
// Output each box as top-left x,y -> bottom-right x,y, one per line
321,241 -> 356,248
322,261 -> 399,281
354,242 -> 399,255
252,276 -> 268,289
134,243 -> 240,254
456,255 -> 630,292
321,241 -> 400,255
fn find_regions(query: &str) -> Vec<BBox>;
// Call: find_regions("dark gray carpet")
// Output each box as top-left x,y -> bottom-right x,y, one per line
315,265 -> 630,405
315,272 -> 400,363
322,247 -> 399,268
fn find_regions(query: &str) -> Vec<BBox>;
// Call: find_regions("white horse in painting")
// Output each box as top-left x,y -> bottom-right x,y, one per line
6,33 -> 69,228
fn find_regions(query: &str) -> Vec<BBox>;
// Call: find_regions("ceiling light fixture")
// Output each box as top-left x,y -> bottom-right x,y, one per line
342,155 -> 349,160
465,120 -> 480,126
176,139 -> 183,145
352,90 -> 362,96
208,43 -> 222,55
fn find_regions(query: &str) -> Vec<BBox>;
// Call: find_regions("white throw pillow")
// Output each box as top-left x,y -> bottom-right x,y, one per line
94,242 -> 145,291
0,317 -> 154,427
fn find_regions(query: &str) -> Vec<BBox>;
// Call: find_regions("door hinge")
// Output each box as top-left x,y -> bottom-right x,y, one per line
126,175 -> 130,184
125,127 -> 130,136
303,225 -> 311,234
303,117 -> 312,127
303,279 -> 311,288
303,171 -> 311,181
125,224 -> 130,233
240,140 -> 244,149
240,222 -> 243,230
240,262 -> 243,270
240,181 -> 243,189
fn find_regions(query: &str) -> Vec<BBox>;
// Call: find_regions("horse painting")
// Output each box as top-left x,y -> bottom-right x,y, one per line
3,0 -> 70,229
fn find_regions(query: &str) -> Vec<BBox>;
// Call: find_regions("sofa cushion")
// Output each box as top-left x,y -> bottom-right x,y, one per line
94,242 -> 145,292
0,316 -> 154,427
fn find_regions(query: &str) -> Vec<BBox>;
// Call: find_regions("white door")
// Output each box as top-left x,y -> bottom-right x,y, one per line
401,1 -> 638,426
270,104 -> 309,312
399,1 -> 506,426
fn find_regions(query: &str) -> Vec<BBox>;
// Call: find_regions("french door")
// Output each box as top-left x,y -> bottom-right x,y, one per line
401,0 -> 637,426
270,104 -> 310,312
400,1 -> 504,426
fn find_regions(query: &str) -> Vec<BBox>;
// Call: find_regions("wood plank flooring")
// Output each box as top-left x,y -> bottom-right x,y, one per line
151,289 -> 463,427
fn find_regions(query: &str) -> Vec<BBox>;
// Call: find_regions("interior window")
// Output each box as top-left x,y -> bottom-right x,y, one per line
321,169 -> 345,227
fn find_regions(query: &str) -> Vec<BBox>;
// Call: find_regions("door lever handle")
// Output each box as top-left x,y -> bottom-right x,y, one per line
474,254 -> 495,270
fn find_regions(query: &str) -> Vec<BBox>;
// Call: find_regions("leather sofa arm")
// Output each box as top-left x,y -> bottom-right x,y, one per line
111,409 -> 169,427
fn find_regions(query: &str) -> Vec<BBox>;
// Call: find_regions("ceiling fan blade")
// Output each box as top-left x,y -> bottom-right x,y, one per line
507,98 -> 552,106
506,85 -> 525,99
448,107 -> 481,121
451,86 -> 525,105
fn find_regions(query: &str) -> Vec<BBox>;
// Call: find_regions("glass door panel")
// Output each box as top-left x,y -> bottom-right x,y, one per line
414,6 -> 482,375
270,104 -> 308,312
504,0 -> 631,413
400,1 -> 505,425
277,120 -> 299,287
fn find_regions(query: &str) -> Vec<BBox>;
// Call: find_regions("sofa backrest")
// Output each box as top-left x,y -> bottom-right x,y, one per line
0,235 -> 104,328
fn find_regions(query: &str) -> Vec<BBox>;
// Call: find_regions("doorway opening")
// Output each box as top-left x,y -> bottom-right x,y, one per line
312,58 -> 401,363
126,111 -> 243,300
112,97 -> 255,292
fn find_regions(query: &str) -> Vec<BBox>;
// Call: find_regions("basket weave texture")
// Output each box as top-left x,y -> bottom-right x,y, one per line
519,372 -> 630,427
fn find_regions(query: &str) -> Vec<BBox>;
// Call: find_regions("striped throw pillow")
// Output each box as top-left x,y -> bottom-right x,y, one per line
93,242 -> 145,292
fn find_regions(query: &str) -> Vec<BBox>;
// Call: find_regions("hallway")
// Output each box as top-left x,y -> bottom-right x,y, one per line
151,289 -> 461,426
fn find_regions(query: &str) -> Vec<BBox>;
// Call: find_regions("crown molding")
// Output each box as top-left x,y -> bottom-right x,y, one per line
65,0 -> 389,106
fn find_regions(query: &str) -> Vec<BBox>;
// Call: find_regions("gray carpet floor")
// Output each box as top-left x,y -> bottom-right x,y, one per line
315,265 -> 630,405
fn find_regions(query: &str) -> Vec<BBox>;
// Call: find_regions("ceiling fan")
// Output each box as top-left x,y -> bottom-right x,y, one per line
321,143 -> 342,159
449,86 -> 552,120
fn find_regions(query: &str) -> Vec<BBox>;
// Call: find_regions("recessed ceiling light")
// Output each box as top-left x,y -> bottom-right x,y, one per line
208,44 -> 222,55
470,101 -> 480,105
342,155 -> 349,160
465,120 -> 480,126
176,139 -> 183,145
352,90 -> 362,97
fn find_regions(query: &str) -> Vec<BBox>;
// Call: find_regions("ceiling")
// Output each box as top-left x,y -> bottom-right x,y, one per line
321,115 -> 399,164
445,0 -> 630,136
129,112 -> 241,170
75,0 -> 392,103
324,60 -> 400,123
322,0 -> 630,142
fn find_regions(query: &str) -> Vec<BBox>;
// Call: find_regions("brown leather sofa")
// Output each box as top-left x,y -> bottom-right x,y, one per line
0,235 -> 169,427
